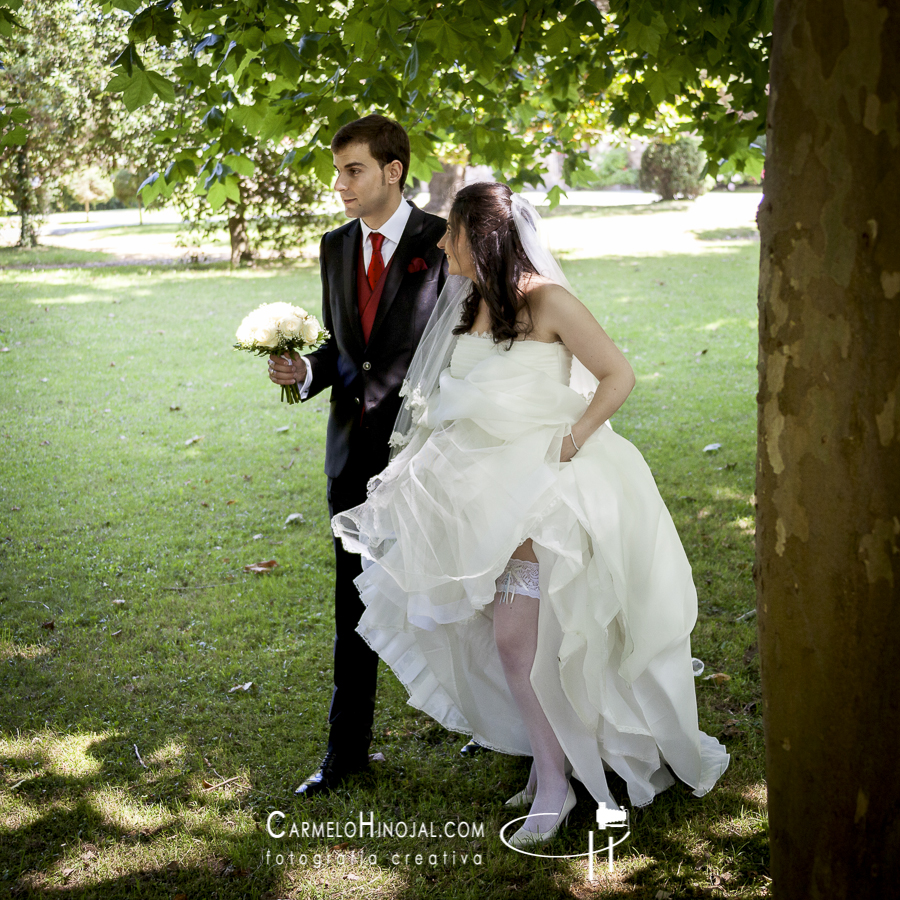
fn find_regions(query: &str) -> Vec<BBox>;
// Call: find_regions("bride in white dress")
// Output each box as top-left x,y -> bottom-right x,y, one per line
333,182 -> 729,847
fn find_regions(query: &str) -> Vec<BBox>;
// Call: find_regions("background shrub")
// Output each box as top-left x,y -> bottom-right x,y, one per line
639,136 -> 707,200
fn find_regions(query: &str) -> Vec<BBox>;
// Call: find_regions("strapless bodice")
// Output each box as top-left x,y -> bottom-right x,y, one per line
450,333 -> 573,384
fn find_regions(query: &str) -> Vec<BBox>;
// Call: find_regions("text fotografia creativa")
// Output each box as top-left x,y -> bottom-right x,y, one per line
266,810 -> 485,841
264,848 -> 484,868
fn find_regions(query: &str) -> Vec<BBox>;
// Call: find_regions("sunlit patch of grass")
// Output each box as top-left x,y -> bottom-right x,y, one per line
1,729 -> 110,779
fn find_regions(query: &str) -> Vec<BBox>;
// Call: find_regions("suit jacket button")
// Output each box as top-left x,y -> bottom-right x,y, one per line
362,361 -> 372,372
354,397 -> 361,405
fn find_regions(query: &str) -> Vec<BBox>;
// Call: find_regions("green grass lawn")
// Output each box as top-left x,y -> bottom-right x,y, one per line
0,234 -> 767,899
0,244 -> 117,268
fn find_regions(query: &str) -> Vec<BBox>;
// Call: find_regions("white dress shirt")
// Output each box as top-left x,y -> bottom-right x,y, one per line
297,200 -> 415,398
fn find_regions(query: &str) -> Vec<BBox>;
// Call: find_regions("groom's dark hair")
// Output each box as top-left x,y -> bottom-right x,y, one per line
331,115 -> 411,189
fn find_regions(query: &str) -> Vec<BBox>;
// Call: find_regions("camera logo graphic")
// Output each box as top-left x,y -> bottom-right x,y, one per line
500,800 -> 631,880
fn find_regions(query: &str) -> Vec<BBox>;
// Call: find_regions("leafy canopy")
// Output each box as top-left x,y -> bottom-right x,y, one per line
93,2 -> 769,203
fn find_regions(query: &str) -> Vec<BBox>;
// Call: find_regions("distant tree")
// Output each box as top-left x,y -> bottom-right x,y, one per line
639,135 -> 706,200
0,0 -> 169,245
171,144 -> 337,266
64,167 -> 114,221
113,167 -> 151,223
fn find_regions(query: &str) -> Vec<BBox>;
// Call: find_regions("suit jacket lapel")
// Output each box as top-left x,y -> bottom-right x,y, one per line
367,205 -> 427,347
341,221 -> 366,356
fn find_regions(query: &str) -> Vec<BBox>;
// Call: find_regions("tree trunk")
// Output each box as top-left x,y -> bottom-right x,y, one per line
84,200 -> 90,223
228,211 -> 252,266
756,2 -> 900,897
422,163 -> 466,217
15,145 -> 37,248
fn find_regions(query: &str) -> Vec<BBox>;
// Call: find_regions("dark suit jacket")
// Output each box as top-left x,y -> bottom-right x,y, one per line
303,203 -> 449,479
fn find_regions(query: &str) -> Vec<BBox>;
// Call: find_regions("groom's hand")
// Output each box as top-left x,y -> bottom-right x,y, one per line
268,352 -> 307,386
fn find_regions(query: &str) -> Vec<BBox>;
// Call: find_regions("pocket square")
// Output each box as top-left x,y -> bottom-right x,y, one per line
407,258 -> 428,273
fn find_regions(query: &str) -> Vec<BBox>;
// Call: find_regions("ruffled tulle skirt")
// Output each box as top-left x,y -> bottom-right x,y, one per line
333,338 -> 728,807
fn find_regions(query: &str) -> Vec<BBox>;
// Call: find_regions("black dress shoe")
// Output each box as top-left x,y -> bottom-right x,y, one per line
459,739 -> 490,757
295,750 -> 368,797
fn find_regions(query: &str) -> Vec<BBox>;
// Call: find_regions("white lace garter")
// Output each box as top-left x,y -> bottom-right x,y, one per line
495,558 -> 540,604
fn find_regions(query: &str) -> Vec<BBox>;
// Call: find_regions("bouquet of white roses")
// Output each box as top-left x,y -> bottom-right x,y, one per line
234,302 -> 329,404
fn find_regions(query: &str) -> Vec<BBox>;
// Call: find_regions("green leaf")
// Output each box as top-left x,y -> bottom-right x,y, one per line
223,154 -> 255,177
193,33 -> 223,57
146,71 -> 175,104
138,171 -> 165,204
545,185 -> 565,210
404,44 -> 419,83
112,42 -> 144,77
298,32 -> 324,61
0,124 -> 27,147
123,71 -> 156,112
207,180 -> 227,210
164,158 -> 198,182
223,175 -> 242,203
264,41 -> 302,83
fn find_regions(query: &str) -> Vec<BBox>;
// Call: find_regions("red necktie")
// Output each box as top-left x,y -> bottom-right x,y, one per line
367,233 -> 385,289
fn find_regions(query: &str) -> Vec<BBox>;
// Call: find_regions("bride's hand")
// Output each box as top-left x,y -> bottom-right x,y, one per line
560,428 -> 581,463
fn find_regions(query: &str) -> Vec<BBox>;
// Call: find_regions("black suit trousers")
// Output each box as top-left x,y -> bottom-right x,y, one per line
325,456 -> 381,761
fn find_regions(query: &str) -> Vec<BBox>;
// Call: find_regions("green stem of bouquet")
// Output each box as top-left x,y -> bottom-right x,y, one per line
281,382 -> 301,405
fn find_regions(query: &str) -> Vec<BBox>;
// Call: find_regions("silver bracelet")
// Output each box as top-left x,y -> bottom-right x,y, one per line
568,429 -> 580,453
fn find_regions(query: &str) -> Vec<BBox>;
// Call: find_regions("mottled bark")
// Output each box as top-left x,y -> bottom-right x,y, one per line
757,2 -> 900,897
422,162 -> 466,217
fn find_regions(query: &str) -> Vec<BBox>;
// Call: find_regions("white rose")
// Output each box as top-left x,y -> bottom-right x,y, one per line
280,313 -> 302,337
300,318 -> 319,343
235,320 -> 255,344
253,323 -> 279,348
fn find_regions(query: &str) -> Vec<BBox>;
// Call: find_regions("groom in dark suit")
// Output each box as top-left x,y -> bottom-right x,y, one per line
268,115 -> 448,796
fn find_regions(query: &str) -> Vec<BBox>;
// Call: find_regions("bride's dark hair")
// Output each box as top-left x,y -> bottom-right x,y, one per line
449,182 -> 538,344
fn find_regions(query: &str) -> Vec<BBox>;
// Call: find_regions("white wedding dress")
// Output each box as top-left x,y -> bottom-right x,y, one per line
333,333 -> 729,808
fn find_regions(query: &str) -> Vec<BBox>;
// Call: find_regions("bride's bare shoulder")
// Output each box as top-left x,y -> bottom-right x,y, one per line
522,276 -> 579,313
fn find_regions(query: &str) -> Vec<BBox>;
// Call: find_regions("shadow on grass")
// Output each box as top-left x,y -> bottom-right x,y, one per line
694,227 -> 759,242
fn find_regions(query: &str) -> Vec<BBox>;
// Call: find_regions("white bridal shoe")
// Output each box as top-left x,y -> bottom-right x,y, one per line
507,783 -> 577,849
504,783 -> 537,808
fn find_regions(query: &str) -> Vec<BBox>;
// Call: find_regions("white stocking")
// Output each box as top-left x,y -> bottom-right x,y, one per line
493,557 -> 570,833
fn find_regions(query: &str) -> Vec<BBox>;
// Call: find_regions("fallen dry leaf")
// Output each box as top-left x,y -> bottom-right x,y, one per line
170,404 -> 181,411
243,560 -> 278,574
40,440 -> 50,446
227,500 -> 236,505
185,435 -> 202,446
284,512 -> 304,525
704,672 -> 731,685
275,425 -> 290,433
41,620 -> 55,630
228,681 -> 254,693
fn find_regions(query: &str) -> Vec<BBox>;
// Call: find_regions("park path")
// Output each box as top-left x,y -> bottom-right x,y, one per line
3,190 -> 761,267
